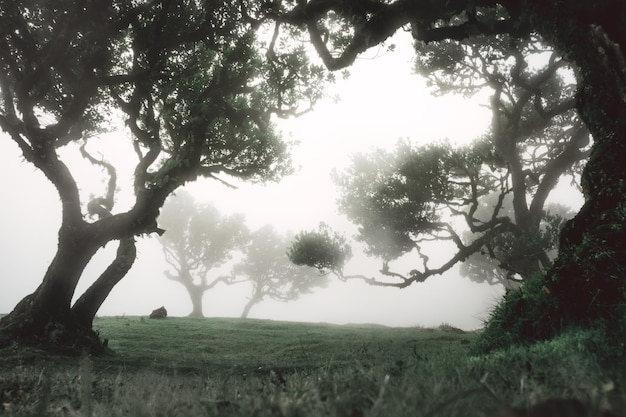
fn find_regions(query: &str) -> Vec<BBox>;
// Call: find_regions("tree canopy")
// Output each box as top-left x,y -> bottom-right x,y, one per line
288,223 -> 352,275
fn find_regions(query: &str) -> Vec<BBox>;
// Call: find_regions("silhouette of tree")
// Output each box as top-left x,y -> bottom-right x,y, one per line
158,191 -> 248,317
0,1 -> 327,353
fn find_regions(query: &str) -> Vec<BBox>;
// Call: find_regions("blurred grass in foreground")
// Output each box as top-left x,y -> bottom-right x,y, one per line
0,317 -> 623,416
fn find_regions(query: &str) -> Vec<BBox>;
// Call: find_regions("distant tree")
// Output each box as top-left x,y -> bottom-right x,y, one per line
234,225 -> 327,319
157,191 -> 248,318
0,1 -> 328,352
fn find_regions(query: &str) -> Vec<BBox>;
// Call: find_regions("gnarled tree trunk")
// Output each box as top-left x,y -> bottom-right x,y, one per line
72,238 -> 137,328
0,224 -> 105,354
537,5 -> 626,326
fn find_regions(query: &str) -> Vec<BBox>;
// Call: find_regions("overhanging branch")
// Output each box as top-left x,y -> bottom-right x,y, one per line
413,18 -> 523,44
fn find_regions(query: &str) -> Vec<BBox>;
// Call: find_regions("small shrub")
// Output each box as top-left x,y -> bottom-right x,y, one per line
477,273 -> 560,352
438,323 -> 465,333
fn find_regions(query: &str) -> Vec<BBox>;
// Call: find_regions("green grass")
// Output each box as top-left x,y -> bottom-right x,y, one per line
0,317 -> 624,416
92,317 -> 471,373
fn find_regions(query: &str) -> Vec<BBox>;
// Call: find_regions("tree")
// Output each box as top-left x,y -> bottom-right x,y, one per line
0,1 -> 329,353
413,32 -> 588,287
289,223 -> 391,285
292,128 -> 580,289
278,1 -> 626,342
234,225 -> 327,319
157,191 -> 248,318
288,223 -> 352,275
293,32 -> 588,289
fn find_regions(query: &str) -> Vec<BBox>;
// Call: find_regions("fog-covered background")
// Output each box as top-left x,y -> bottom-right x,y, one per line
0,34 -> 581,330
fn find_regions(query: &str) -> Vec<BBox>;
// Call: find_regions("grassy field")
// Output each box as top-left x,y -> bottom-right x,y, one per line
0,316 -> 624,416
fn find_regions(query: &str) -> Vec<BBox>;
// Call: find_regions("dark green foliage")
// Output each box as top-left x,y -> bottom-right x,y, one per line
485,212 -> 567,272
477,273 -> 560,352
287,223 -> 352,273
